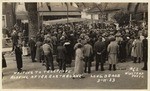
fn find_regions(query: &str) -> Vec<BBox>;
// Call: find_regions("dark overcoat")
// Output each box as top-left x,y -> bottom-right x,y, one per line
15,46 -> 23,69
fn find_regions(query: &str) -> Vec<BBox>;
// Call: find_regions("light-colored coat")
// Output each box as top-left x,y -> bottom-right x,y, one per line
107,41 -> 119,64
83,43 -> 93,57
131,39 -> 142,58
131,39 -> 136,57
74,48 -> 84,75
135,39 -> 143,58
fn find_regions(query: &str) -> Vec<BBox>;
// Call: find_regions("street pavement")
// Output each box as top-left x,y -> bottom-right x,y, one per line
2,53 -> 148,89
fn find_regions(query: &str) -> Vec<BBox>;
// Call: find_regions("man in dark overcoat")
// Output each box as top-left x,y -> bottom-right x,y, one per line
64,39 -> 72,67
14,45 -> 23,72
142,35 -> 148,70
2,53 -> 7,68
94,36 -> 106,71
28,37 -> 36,62
57,41 -> 67,72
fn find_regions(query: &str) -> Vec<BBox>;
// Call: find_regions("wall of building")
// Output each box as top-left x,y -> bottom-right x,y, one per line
107,12 -> 116,21
2,3 -> 16,30
81,10 -> 99,20
81,10 -> 91,19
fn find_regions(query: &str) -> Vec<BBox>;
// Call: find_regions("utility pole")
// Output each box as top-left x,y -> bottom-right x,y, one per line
129,13 -> 132,28
66,3 -> 69,25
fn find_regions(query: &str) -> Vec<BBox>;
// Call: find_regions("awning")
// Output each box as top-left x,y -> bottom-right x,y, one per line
43,18 -> 87,25
48,3 -> 81,12
39,12 -> 81,16
16,14 -> 28,20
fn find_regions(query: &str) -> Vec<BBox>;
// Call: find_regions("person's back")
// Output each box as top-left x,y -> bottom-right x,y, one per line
42,43 -> 51,55
94,36 -> 106,71
14,45 -> 23,72
36,41 -> 42,47
57,45 -> 66,60
136,39 -> 142,48
83,43 -> 93,57
42,42 -> 54,71
29,38 -> 36,48
135,39 -> 142,59
44,38 -> 53,54
108,41 -> 118,54
94,40 -> 105,53
107,37 -> 118,71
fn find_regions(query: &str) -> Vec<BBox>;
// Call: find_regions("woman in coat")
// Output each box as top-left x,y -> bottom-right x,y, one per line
134,37 -> 143,63
35,38 -> 43,62
22,39 -> 28,56
73,44 -> 85,79
131,37 -> 141,63
107,37 -> 119,71
131,37 -> 136,60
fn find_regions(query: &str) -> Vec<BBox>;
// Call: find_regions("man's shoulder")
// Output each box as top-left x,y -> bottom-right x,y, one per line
88,44 -> 92,47
43,44 -> 49,47
84,44 -> 92,47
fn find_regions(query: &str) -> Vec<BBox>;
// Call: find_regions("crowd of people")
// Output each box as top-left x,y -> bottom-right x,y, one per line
3,21 -> 148,79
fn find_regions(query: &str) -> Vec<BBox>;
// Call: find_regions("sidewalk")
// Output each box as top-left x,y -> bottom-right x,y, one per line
2,54 -> 148,89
